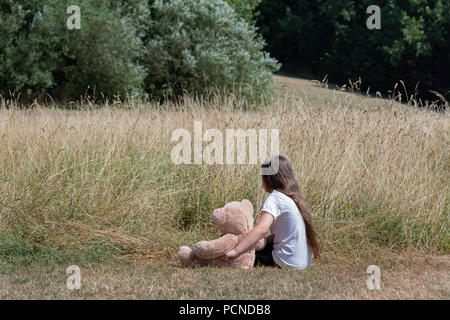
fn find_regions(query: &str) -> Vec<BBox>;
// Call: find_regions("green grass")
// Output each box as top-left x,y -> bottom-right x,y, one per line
0,234 -> 119,273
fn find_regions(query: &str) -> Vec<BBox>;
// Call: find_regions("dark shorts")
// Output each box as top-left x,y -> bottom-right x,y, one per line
254,242 -> 281,268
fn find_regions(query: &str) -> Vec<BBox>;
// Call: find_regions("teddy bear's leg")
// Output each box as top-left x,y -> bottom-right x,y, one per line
230,251 -> 255,269
178,246 -> 195,266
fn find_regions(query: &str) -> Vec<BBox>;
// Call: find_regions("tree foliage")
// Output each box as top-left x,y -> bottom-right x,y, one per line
225,0 -> 262,22
0,0 -> 145,101
144,0 -> 279,99
0,0 -> 279,102
257,0 -> 450,102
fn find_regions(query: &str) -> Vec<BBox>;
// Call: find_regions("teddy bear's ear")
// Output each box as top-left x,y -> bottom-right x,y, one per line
241,199 -> 253,213
241,199 -> 254,230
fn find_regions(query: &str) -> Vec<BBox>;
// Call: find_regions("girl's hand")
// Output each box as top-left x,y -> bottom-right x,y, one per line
220,212 -> 273,262
220,249 -> 238,261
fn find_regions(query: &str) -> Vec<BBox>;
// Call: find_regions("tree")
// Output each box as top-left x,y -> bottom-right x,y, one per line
257,0 -> 450,103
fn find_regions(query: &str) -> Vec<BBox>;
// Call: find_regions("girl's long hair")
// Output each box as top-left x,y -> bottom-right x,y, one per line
262,155 -> 321,260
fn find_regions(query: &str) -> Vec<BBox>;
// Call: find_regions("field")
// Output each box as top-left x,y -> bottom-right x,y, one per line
0,75 -> 448,299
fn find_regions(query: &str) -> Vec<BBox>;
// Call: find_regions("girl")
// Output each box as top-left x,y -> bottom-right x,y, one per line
222,155 -> 321,269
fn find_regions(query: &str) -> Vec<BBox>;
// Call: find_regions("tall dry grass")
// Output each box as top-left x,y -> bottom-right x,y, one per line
0,89 -> 448,265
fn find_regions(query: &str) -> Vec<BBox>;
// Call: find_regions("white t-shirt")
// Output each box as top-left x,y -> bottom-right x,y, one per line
261,190 -> 312,270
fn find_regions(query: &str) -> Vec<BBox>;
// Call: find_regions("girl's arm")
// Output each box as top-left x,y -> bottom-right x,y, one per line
221,211 -> 274,260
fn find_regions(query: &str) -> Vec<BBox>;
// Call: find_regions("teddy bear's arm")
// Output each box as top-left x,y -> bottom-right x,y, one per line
193,234 -> 239,259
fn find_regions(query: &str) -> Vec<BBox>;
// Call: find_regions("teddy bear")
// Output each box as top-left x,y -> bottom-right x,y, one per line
178,199 -> 266,269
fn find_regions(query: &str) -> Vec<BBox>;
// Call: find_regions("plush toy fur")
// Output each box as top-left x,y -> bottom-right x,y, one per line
178,199 -> 266,269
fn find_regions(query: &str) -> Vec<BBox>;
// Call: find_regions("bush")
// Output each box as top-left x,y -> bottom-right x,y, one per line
143,0 -> 279,100
225,0 -> 262,23
0,0 -> 279,103
0,1 -> 51,99
0,0 -> 145,102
